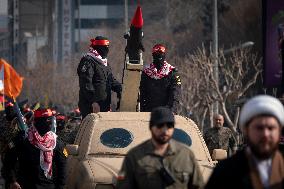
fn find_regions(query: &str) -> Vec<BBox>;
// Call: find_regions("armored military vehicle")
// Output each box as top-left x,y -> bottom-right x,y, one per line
65,112 -> 217,189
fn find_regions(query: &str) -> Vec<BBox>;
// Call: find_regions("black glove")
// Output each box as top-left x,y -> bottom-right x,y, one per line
124,32 -> 130,39
116,92 -> 121,111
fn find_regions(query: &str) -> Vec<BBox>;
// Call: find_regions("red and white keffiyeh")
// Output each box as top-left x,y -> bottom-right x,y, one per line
84,47 -> 108,66
143,61 -> 175,79
28,126 -> 57,179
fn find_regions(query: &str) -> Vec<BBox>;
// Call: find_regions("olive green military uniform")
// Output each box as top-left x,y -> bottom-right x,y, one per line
204,127 -> 236,156
116,139 -> 204,189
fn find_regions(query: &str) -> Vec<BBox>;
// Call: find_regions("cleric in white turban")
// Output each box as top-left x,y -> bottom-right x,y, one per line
239,95 -> 284,128
205,95 -> 284,189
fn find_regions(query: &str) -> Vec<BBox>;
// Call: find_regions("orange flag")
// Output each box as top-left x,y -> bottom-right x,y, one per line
0,58 -> 23,98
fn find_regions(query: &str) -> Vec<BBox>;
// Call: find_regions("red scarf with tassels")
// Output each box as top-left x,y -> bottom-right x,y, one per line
143,61 -> 175,79
28,126 -> 57,179
84,47 -> 108,66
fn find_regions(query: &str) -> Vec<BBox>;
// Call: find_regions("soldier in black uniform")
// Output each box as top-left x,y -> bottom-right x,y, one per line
0,102 -> 19,189
140,44 -> 181,113
1,109 -> 67,189
0,102 -> 18,156
77,36 -> 122,119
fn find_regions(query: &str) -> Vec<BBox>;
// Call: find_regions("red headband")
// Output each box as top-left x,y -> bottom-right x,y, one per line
90,39 -> 110,46
5,102 -> 14,107
23,108 -> 31,112
56,115 -> 66,121
34,109 -> 53,118
152,45 -> 166,53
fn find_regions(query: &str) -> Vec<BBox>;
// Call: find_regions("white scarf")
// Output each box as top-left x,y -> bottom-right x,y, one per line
84,47 -> 108,66
143,61 -> 175,79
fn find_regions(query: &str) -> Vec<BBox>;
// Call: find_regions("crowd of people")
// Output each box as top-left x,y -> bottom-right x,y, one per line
116,96 -> 284,189
0,102 -> 81,189
0,34 -> 283,189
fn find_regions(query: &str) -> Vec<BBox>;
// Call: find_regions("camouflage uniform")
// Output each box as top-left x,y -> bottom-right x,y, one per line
204,127 -> 236,156
57,119 -> 80,144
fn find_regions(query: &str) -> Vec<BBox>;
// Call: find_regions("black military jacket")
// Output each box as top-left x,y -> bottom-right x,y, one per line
77,55 -> 122,114
1,133 -> 67,189
140,69 -> 181,113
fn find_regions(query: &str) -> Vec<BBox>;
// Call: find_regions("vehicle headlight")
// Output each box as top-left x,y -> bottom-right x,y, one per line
95,184 -> 114,189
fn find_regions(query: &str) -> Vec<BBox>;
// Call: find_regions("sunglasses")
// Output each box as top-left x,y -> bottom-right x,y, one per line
156,123 -> 174,129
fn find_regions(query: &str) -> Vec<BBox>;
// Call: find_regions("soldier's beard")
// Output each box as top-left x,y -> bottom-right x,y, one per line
152,133 -> 172,145
214,123 -> 223,129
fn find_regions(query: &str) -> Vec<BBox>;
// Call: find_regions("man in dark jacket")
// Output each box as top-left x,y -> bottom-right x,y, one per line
0,102 -> 19,189
0,102 -> 18,155
205,95 -> 284,189
2,109 -> 67,189
140,44 -> 181,113
77,36 -> 122,118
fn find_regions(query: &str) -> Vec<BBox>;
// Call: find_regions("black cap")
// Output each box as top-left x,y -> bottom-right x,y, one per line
95,36 -> 108,40
150,107 -> 175,127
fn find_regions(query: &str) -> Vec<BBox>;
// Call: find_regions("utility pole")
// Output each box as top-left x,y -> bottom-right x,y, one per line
77,0 -> 81,52
212,0 -> 219,115
124,0 -> 128,33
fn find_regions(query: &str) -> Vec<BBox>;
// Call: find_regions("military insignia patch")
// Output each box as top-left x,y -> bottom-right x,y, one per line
176,75 -> 181,85
63,148 -> 68,157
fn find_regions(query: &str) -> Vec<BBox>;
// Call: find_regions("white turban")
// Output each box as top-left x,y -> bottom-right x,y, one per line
239,95 -> 284,128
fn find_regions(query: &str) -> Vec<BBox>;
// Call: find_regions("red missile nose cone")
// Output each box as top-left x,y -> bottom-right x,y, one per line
131,5 -> 143,28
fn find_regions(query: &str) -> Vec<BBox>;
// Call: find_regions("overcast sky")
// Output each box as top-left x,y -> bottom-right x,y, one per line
0,0 -> 7,15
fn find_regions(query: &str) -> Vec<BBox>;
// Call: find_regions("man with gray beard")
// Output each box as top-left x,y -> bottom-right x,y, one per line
204,114 -> 236,157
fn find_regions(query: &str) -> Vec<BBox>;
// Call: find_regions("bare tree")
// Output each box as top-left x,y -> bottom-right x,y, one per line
19,59 -> 79,111
176,46 -> 262,135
